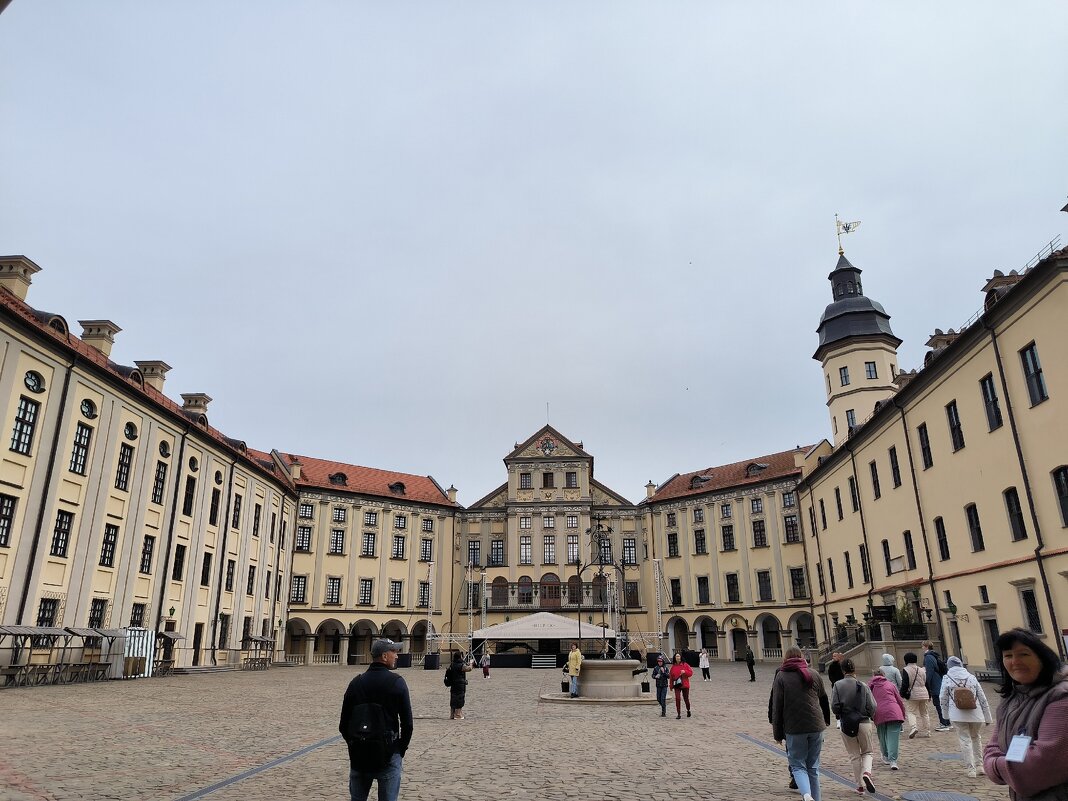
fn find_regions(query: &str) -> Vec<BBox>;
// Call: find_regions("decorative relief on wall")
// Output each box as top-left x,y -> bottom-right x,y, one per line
563,490 -> 580,501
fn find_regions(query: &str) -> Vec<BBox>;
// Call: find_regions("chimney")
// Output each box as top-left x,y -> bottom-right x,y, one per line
645,480 -> 656,499
134,360 -> 171,392
181,393 -> 212,414
0,256 -> 42,302
289,460 -> 302,481
447,485 -> 458,503
78,320 -> 122,359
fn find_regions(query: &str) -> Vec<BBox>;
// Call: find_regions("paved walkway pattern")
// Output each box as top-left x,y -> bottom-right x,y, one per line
0,663 -> 1011,800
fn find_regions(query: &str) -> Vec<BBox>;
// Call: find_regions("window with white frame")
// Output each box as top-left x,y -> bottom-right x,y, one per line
519,535 -> 532,565
751,497 -> 763,514
329,529 -> 345,554
325,576 -> 341,605
392,533 -> 405,559
543,535 -> 555,564
298,503 -> 313,518
720,502 -> 732,519
395,514 -> 406,530
291,575 -> 307,603
332,507 -> 346,523
420,538 -> 433,562
388,580 -> 402,606
361,531 -> 376,556
566,514 -> 578,529
295,526 -> 311,551
567,534 -> 579,564
364,510 -> 378,526
520,516 -> 531,529
417,581 -> 430,608
421,518 -> 433,532
543,515 -> 555,528
358,578 -> 373,605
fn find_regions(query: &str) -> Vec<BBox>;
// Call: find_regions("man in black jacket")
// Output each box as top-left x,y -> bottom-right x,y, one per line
340,639 -> 414,801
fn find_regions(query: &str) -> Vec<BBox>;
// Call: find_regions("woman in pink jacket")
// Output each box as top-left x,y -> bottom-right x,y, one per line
869,667 -> 907,770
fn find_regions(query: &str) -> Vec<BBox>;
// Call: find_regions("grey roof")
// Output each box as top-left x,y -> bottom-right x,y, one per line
814,254 -> 901,359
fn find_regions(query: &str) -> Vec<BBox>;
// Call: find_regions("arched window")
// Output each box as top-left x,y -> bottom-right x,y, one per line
491,577 -> 508,607
517,576 -> 533,604
566,575 -> 582,605
540,573 -> 561,607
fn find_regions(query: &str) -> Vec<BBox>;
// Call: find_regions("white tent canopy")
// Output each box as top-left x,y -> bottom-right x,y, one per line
473,611 -> 617,641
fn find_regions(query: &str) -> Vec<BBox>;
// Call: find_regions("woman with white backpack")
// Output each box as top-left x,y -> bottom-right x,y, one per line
939,656 -> 992,777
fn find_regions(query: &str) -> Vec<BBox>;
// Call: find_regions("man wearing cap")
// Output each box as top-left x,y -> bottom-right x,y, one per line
340,639 -> 413,801
651,654 -> 670,717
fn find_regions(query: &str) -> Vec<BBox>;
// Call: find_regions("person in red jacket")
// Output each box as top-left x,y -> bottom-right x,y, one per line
869,667 -> 907,770
669,652 -> 694,719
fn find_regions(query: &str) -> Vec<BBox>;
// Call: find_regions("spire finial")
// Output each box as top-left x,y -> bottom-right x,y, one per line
835,213 -> 861,255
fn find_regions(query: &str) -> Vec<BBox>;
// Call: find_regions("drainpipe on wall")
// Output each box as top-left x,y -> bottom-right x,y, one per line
208,458 -> 236,666
16,358 -> 75,624
984,321 -> 1065,659
154,428 -> 189,632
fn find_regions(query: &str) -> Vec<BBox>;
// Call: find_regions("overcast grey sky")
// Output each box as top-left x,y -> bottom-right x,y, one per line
2,3 -> 1066,506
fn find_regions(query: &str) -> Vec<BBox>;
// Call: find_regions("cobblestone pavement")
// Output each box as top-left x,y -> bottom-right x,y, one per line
0,663 -> 1010,801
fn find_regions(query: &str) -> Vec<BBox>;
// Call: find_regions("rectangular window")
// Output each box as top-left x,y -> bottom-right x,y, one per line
917,423 -> 933,469
566,471 -> 578,488
598,537 -> 612,564
543,515 -> 555,529
388,580 -> 402,607
1021,588 -> 1043,633
751,498 -> 763,514
0,493 -> 16,547
361,531 -> 376,556
358,578 -> 373,605
622,537 -> 636,565
36,597 -> 58,628
865,361 -> 878,380
827,558 -> 837,593
391,534 -> 405,559
467,539 -> 481,566
845,476 -> 858,512
491,539 -> 505,566
520,516 -> 531,529
519,535 -> 532,565
903,530 -> 917,570
325,576 -> 342,605
88,598 -> 107,629
566,514 -> 578,529
980,374 -> 1004,430
694,507 -> 705,523
834,487 -> 844,520
839,365 -> 850,386
173,543 -> 186,581
666,512 -> 676,527
782,491 -> 795,508
364,511 -> 378,526
252,503 -> 261,537
979,585 -> 989,604
182,476 -> 196,517
752,519 -> 767,548
332,507 -> 346,523
869,460 -> 881,499
70,423 -> 93,474
946,400 -> 966,451
1053,467 -> 1068,527
846,409 -> 857,429
819,499 -> 827,529
98,523 -> 118,567
290,576 -> 307,602
543,535 -> 556,564
114,443 -> 133,491
844,551 -> 854,588
295,526 -> 311,552
859,543 -> 871,582
330,529 -> 345,554
757,570 -> 773,601
299,503 -> 313,518
670,578 -> 682,606
726,573 -> 740,603
816,563 -> 825,595
232,494 -> 242,529
1020,342 -> 1048,405
418,581 -> 430,608
667,531 -> 679,558
720,503 -> 732,519
420,538 -> 433,562
566,534 -> 579,565
809,506 -> 817,536
697,576 -> 710,604
139,535 -> 155,574
934,516 -> 950,561
246,564 -> 256,596
225,559 -> 235,591
624,581 -> 640,608
784,515 -> 800,543
10,396 -> 40,455
721,524 -> 735,551
542,472 -> 554,489
215,613 -> 230,648
200,551 -> 213,587
966,503 -> 986,551
790,567 -> 808,599
881,539 -> 892,576
149,461 -> 168,505
130,603 -> 146,628
889,446 -> 902,488
519,472 -> 532,489
421,518 -> 433,533
694,528 -> 707,555
1004,487 -> 1028,541
51,510 -> 74,557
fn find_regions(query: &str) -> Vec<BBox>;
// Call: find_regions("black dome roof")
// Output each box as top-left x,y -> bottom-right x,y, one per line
814,253 -> 900,360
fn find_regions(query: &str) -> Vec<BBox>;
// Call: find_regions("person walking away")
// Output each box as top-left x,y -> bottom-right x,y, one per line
923,640 -> 951,730
699,649 -> 711,681
902,652 -> 931,739
480,652 -> 491,679
939,656 -> 992,778
746,645 -> 757,681
768,667 -> 799,791
669,652 -> 694,718
652,654 -> 670,717
880,653 -> 902,691
983,627 -> 1068,801
832,658 -> 878,795
339,638 -> 413,801
828,653 -> 845,728
567,642 -> 583,698
870,667 -> 907,770
771,647 -> 830,801
446,651 -> 473,719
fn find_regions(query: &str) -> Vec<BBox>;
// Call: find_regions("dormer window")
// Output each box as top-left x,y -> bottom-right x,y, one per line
329,472 -> 347,486
690,474 -> 712,490
745,463 -> 769,478
389,481 -> 406,495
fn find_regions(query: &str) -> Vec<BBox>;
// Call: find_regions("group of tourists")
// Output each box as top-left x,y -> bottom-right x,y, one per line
768,630 -> 1068,801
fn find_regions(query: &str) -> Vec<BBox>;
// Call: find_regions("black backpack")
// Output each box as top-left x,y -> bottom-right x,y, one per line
443,668 -> 453,687
900,667 -> 911,700
344,676 -> 399,773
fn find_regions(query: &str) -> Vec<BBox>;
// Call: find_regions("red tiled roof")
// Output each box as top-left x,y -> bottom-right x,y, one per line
282,452 -> 456,507
647,446 -> 811,504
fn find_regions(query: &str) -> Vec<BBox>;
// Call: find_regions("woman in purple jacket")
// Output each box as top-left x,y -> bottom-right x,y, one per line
869,667 -> 907,770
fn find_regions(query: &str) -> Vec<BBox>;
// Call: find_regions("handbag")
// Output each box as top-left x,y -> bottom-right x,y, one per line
673,677 -> 683,689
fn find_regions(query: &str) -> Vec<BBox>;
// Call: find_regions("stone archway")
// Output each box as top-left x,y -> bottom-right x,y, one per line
349,619 -> 380,665
316,618 -> 346,664
284,617 -> 312,660
695,616 -> 719,657
757,614 -> 782,660
789,611 -> 817,649
669,617 -> 690,653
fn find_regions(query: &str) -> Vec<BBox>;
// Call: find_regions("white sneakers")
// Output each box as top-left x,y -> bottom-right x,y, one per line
908,727 -> 918,739
802,794 -> 815,801
890,761 -> 899,771
967,768 -> 977,778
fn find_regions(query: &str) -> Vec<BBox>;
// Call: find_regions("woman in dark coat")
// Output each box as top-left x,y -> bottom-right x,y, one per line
447,651 -> 473,719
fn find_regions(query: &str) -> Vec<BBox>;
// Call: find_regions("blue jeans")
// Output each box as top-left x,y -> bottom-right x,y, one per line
656,684 -> 668,712
349,752 -> 402,801
785,731 -> 823,801
569,675 -> 579,696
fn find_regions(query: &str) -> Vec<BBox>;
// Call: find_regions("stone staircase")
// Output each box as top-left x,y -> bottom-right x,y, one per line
172,664 -> 239,676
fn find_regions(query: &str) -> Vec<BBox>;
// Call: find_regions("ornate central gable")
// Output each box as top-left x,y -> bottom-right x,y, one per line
505,425 -> 592,463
